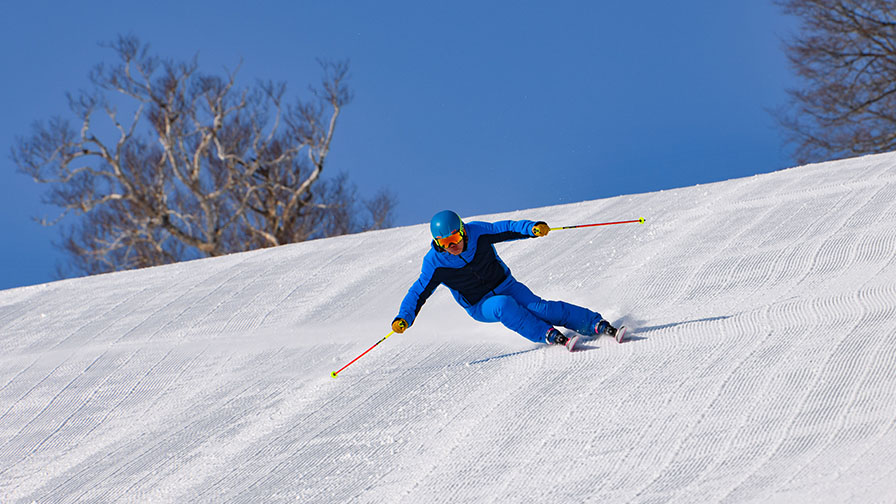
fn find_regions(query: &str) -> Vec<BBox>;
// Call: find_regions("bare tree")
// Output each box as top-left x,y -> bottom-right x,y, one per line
776,0 -> 896,163
13,35 -> 394,276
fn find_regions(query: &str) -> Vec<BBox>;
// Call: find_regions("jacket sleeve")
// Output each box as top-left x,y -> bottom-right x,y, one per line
395,256 -> 441,327
476,219 -> 538,242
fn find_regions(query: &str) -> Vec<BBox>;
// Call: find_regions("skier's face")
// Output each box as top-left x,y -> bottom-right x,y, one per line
445,235 -> 465,255
436,227 -> 466,255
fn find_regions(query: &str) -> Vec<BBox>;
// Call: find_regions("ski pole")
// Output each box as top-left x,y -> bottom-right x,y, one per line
550,217 -> 645,231
331,331 -> 395,378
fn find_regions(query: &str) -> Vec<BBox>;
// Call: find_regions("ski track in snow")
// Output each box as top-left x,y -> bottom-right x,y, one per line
2,153 -> 896,502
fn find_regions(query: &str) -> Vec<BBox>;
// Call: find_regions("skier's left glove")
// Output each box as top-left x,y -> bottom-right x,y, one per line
532,222 -> 550,237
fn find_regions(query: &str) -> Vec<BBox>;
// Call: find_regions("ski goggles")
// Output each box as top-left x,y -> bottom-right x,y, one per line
435,228 -> 465,248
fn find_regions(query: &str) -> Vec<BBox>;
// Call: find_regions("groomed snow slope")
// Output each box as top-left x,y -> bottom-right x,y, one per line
2,153 -> 896,503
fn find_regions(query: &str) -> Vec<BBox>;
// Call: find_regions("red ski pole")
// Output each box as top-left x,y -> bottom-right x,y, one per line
331,331 -> 395,378
550,217 -> 645,231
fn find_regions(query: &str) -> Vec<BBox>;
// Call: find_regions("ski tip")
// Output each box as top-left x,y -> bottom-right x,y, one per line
566,334 -> 582,352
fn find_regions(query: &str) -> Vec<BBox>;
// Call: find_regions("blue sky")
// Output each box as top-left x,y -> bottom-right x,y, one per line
1,1 -> 797,290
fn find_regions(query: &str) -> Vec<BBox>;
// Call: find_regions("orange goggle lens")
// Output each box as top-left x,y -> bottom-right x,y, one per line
436,230 -> 464,248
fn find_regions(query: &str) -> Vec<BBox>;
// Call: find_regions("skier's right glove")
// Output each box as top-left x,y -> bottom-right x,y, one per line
392,318 -> 409,333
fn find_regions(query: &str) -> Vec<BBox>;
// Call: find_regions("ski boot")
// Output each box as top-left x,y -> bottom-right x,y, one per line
546,328 -> 580,352
596,319 -> 627,343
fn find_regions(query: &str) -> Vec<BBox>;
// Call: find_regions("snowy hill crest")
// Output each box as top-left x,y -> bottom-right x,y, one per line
2,153 -> 896,503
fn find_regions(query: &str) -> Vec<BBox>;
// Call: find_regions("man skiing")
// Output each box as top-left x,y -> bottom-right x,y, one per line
392,210 -> 625,351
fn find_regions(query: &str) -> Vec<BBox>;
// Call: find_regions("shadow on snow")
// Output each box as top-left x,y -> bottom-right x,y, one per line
466,315 -> 734,365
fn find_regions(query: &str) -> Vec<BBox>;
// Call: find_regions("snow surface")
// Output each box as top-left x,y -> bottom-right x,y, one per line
2,153 -> 896,503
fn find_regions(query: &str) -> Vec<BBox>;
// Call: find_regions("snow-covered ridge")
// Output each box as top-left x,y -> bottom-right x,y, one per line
2,153 -> 896,503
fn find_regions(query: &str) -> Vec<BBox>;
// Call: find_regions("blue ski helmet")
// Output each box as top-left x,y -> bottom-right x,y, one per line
430,210 -> 464,240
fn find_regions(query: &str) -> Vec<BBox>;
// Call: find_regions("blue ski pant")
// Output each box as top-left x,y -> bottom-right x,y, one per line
465,277 -> 603,343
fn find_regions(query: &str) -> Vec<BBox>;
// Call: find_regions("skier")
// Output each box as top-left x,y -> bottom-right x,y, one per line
391,210 -> 625,351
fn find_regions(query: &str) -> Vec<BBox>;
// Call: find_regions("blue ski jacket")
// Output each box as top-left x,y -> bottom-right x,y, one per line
395,219 -> 539,327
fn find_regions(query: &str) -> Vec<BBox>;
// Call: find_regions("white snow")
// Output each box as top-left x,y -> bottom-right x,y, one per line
2,153 -> 896,503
